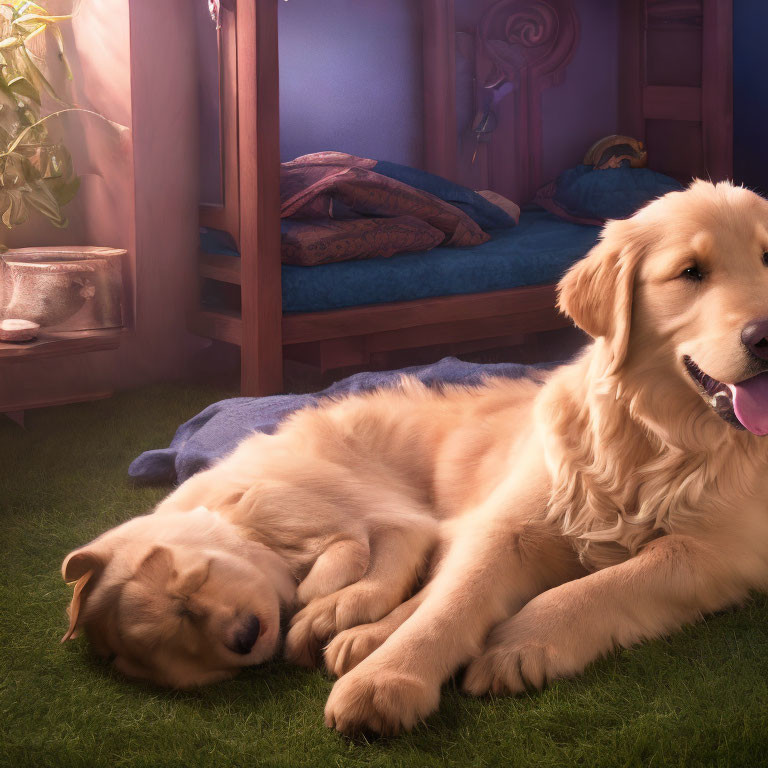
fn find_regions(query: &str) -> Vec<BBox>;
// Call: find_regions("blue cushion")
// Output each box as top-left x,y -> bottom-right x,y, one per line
546,164 -> 682,221
373,160 -> 517,230
201,209 -> 601,313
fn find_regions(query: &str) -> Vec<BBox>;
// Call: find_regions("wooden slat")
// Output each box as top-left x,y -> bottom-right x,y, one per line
282,284 -> 562,345
701,0 -> 733,180
0,329 -> 122,362
643,85 -> 702,122
363,312 -> 564,354
199,251 -> 241,284
188,308 -> 242,346
236,0 -> 283,395
422,0 -> 457,181
191,285 -> 567,354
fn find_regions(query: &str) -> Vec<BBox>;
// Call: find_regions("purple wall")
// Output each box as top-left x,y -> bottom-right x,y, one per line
278,0 -> 423,165
196,0 -> 620,201
540,0 -> 619,182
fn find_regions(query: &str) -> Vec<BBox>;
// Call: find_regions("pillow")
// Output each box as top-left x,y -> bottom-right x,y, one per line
534,163 -> 683,225
281,216 -> 445,266
373,160 -> 519,230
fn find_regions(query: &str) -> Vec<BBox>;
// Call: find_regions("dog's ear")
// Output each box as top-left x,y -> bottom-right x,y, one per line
135,545 -> 176,586
558,218 -> 644,375
136,545 -> 211,596
61,544 -> 112,642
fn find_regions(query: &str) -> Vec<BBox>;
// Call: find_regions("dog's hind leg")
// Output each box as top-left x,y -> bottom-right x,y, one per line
284,516 -> 437,667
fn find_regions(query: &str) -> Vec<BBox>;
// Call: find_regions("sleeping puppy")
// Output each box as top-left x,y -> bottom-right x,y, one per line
61,421 -> 444,687
319,180 -> 768,735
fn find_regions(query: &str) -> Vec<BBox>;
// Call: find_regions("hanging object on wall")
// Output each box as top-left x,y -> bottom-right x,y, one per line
471,81 -> 516,164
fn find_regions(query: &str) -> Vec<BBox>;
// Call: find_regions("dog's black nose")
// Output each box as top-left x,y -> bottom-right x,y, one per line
231,615 -> 261,655
742,318 -> 768,361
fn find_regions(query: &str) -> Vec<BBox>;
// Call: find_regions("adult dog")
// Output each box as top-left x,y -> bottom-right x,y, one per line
62,181 -> 768,735
322,180 -> 768,734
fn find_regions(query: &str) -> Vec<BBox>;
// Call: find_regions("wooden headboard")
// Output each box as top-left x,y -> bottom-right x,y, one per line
423,0 -> 579,203
424,0 -> 732,201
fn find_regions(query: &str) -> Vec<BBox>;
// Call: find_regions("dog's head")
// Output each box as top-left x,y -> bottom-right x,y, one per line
61,507 -> 295,688
559,180 -> 768,436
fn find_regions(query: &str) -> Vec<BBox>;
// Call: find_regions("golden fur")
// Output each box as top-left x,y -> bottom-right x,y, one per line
63,181 -> 768,735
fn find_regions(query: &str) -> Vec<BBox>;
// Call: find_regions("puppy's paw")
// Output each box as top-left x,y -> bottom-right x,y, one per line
286,583 -> 392,668
324,622 -> 389,677
324,662 -> 439,736
284,595 -> 338,667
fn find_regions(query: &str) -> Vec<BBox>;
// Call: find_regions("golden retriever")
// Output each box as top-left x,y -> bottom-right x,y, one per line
63,180 -> 768,736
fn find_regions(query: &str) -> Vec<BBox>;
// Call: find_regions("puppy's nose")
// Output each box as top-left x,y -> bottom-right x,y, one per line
231,615 -> 261,655
741,317 -> 768,361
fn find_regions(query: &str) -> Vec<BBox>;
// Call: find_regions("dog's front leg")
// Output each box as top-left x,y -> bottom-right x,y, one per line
464,533 -> 759,696
323,463 -> 565,735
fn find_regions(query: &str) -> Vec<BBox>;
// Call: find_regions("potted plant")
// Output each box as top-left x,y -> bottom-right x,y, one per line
0,0 -> 126,340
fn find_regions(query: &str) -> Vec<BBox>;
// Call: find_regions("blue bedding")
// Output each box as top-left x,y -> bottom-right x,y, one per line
201,208 -> 601,313
129,357 -> 550,485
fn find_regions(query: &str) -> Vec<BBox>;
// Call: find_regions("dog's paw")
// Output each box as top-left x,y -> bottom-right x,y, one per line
463,637 -> 552,696
284,595 -> 337,667
324,622 -> 389,677
286,584 -> 389,668
324,661 -> 439,736
463,600 -> 590,696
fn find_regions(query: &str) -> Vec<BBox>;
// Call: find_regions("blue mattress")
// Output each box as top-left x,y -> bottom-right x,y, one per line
200,208 -> 601,314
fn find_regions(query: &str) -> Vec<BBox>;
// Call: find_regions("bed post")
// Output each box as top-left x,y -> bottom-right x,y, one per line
702,0 -> 733,181
236,0 -> 283,395
422,0 -> 458,181
618,0 -> 644,140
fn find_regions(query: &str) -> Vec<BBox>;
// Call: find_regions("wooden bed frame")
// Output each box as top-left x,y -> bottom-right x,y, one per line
194,0 -> 733,396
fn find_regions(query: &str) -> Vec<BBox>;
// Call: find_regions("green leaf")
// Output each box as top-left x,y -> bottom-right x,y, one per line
14,13 -> 72,26
0,35 -> 21,49
25,178 -> 65,225
47,22 -> 71,80
8,74 -> 38,103
48,174 -> 78,206
17,44 -> 58,101
1,187 -> 26,226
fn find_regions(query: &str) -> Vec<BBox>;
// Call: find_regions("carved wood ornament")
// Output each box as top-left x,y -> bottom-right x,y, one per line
471,0 -> 579,202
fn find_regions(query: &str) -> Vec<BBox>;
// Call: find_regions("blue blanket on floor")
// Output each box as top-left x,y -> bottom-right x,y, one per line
129,357 -> 550,485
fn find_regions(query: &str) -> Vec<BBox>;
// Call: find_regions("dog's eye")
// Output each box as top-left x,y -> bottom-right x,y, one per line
763,252 -> 768,266
680,265 -> 704,281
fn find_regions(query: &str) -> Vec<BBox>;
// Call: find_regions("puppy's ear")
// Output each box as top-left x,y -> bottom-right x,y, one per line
135,545 -> 210,597
558,218 -> 644,375
174,555 -> 210,596
61,545 -> 111,642
135,545 -> 176,586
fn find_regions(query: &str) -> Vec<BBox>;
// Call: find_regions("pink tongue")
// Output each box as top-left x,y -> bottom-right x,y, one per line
730,372 -> 768,435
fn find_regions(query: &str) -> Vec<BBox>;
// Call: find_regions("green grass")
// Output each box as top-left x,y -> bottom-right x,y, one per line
2,385 -> 768,768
